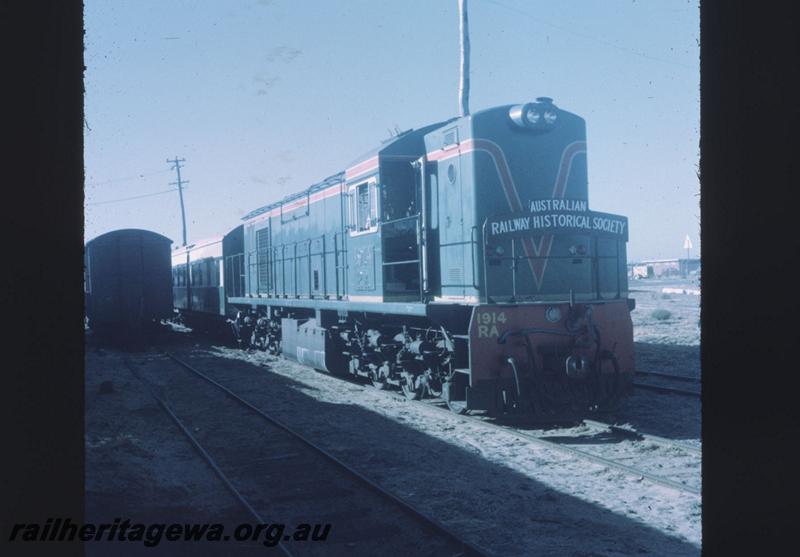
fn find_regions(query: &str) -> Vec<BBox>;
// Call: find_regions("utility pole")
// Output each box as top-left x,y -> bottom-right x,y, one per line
168,156 -> 191,311
167,156 -> 189,246
458,0 -> 470,117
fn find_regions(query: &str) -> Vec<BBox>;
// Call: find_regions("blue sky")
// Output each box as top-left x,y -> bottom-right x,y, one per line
84,0 -> 699,261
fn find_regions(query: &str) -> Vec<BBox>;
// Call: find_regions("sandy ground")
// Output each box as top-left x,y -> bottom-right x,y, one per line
629,277 -> 701,350
86,278 -> 701,556
196,340 -> 700,556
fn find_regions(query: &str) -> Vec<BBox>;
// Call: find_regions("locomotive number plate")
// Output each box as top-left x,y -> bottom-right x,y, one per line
475,311 -> 507,338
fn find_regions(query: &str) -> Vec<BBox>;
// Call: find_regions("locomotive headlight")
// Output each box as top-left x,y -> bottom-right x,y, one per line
525,107 -> 541,125
545,306 -> 562,323
509,99 -> 559,129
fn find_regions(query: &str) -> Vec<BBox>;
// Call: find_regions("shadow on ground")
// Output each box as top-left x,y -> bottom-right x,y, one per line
85,329 -> 700,556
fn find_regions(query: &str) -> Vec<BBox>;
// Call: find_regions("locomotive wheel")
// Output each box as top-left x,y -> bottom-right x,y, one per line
400,373 -> 423,400
420,370 -> 442,398
442,379 -> 469,415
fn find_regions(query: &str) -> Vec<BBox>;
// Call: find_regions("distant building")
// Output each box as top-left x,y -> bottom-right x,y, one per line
628,258 -> 700,279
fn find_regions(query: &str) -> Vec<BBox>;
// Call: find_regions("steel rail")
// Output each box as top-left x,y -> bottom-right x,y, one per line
123,358 -> 295,557
581,419 -> 702,456
372,390 -> 701,497
163,351 -> 493,557
636,370 -> 700,383
501,424 -> 701,496
633,382 -> 700,398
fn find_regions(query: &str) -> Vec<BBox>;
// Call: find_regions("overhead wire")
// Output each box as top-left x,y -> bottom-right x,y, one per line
86,187 -> 185,206
85,168 -> 172,187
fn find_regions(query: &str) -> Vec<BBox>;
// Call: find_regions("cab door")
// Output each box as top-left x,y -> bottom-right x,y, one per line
345,176 -> 381,301
437,127 -> 465,299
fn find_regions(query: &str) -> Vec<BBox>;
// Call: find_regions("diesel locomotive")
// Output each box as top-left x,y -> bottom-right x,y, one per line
173,98 -> 635,419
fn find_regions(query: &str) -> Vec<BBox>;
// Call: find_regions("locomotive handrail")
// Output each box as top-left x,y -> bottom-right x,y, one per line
480,214 -> 626,302
471,225 -> 479,290
250,233 -> 344,300
381,214 -> 424,301
382,259 -> 421,266
279,190 -> 311,224
482,219 -> 489,303
381,214 -> 419,227
418,155 -> 429,294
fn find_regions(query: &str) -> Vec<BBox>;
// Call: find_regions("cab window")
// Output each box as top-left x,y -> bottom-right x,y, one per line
350,178 -> 378,234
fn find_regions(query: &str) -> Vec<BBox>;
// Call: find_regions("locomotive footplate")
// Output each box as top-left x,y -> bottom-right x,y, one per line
457,301 -> 634,417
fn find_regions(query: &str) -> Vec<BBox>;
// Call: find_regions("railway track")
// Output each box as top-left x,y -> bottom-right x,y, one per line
198,347 -> 702,498
636,370 -> 700,383
634,370 -> 701,398
271,357 -> 703,493
582,419 -> 701,457
124,352 -> 492,557
402,396 -> 701,497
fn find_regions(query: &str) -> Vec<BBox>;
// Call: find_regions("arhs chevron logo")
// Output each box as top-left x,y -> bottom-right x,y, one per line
471,139 -> 587,289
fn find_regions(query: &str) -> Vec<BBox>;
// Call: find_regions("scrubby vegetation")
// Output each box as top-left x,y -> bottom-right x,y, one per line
651,309 -> 672,321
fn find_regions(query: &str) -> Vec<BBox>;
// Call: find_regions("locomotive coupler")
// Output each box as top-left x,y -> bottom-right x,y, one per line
498,327 -> 583,415
565,355 -> 591,379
